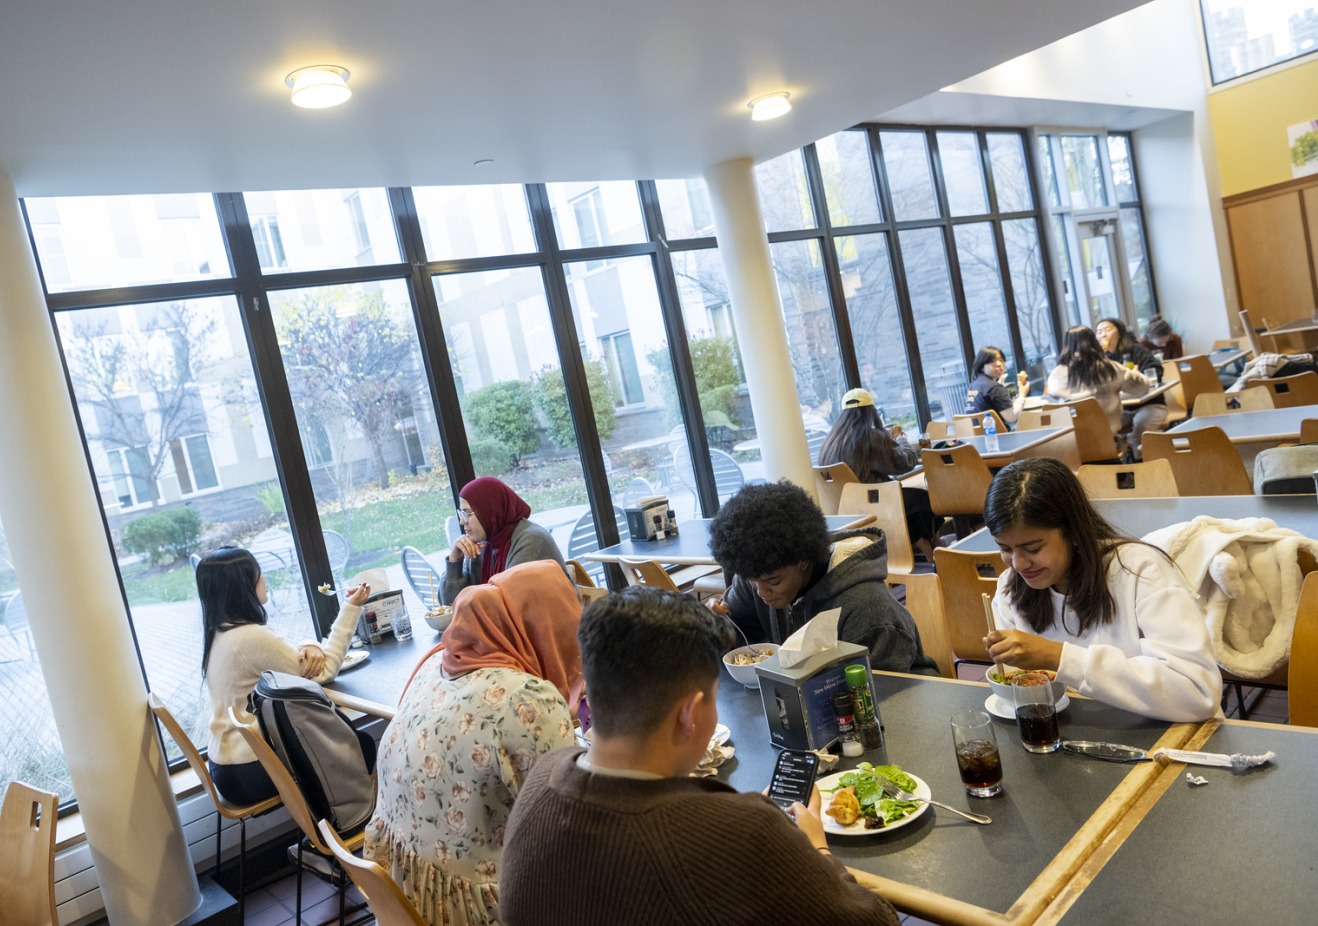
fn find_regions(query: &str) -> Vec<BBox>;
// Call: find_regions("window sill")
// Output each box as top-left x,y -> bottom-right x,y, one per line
55,766 -> 206,853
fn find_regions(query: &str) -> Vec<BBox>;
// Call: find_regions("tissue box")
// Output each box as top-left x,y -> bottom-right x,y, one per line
755,641 -> 872,751
625,497 -> 671,541
357,589 -> 407,644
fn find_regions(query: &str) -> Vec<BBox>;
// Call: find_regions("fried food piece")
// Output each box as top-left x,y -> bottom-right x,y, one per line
825,786 -> 860,826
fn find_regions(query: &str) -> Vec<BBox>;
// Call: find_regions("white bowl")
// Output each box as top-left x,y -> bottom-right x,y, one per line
423,605 -> 454,633
722,644 -> 779,688
986,668 -> 1064,705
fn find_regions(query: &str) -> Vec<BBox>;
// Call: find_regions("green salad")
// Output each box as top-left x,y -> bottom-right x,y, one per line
824,762 -> 920,828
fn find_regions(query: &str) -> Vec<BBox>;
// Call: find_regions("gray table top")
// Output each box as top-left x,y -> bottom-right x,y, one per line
953,494 -> 1318,552
579,514 -> 870,565
933,426 -> 1069,464
1263,317 -> 1318,334
1059,721 -> 1318,923
1171,404 -> 1318,441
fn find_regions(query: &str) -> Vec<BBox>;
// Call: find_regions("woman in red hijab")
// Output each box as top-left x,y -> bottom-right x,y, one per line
367,561 -> 583,926
442,475 -> 566,605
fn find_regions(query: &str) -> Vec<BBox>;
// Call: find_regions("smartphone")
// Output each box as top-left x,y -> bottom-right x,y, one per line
767,749 -> 820,812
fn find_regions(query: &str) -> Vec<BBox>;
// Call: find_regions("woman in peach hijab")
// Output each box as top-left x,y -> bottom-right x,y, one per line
366,560 -> 583,926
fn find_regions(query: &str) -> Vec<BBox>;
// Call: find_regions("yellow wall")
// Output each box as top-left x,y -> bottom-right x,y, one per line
1209,57 -> 1318,197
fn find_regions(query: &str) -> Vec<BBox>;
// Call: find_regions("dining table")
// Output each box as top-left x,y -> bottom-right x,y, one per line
932,425 -> 1079,471
1207,346 -> 1248,371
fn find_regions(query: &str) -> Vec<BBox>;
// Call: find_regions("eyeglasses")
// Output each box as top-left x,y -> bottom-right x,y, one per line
457,507 -> 475,522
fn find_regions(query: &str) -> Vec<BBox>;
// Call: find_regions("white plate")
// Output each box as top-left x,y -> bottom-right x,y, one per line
339,650 -> 370,672
818,769 -> 931,836
984,692 -> 1070,720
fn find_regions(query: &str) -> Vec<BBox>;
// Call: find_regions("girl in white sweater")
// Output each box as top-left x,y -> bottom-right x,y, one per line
200,546 -> 370,803
982,459 -> 1221,722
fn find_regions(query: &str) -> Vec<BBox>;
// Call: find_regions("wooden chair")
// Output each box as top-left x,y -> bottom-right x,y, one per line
1143,426 -> 1254,496
1302,419 -> 1318,444
1076,459 -> 1179,499
926,420 -> 954,440
813,462 -> 859,516
920,444 -> 993,539
1042,398 -> 1119,464
566,559 -> 594,587
952,409 -> 1007,438
1015,407 -> 1070,432
0,781 -> 58,926
150,694 -> 282,924
229,707 -> 369,926
932,548 -> 1005,672
617,557 -> 681,592
883,572 -> 953,678
1164,354 -> 1223,418
1289,572 -> 1318,728
1192,387 -> 1274,417
317,820 -> 427,926
1239,309 -> 1265,356
837,482 -> 914,575
1255,372 -> 1318,409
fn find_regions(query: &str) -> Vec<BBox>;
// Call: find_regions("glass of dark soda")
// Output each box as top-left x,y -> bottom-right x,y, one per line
950,709 -> 1003,797
1012,671 -> 1061,753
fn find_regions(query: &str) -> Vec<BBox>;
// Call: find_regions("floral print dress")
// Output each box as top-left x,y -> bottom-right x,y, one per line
365,661 -> 574,925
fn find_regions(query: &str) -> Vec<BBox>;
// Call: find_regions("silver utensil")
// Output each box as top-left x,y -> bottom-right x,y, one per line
872,771 -> 992,825
1061,740 -> 1151,763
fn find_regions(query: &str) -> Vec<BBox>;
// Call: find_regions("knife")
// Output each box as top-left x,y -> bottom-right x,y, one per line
1060,740 -> 1151,762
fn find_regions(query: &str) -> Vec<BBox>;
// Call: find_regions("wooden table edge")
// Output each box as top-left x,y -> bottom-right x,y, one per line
327,687 -> 397,721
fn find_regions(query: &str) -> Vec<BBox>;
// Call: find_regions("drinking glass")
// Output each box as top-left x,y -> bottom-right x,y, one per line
1012,671 -> 1061,753
949,709 -> 1003,797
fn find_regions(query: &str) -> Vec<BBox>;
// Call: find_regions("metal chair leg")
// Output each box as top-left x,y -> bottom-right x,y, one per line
296,839 -> 304,926
238,818 -> 248,924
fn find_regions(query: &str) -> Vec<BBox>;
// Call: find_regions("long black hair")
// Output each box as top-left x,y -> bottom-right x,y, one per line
1057,325 -> 1118,392
818,405 -> 905,482
198,546 -> 267,676
984,458 -> 1132,634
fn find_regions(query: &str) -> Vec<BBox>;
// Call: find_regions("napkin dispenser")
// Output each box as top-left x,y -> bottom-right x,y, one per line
625,496 -> 675,541
356,588 -> 407,644
755,641 -> 872,752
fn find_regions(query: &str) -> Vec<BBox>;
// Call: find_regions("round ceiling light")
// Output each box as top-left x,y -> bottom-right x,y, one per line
285,65 -> 352,109
748,92 -> 792,121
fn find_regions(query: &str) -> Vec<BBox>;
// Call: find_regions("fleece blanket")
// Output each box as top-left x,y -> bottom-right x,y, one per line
1143,517 -> 1318,678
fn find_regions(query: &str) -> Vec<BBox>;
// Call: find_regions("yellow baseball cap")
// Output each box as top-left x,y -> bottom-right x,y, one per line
842,388 -> 874,408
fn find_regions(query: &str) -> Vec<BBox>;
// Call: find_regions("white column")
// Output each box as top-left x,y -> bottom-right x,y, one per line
0,175 -> 200,924
703,158 -> 815,494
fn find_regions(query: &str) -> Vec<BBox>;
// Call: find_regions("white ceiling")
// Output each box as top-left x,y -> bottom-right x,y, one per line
0,0 -> 1149,197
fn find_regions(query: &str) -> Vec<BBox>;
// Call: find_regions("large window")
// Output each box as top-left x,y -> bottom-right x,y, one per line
1201,0 -> 1318,83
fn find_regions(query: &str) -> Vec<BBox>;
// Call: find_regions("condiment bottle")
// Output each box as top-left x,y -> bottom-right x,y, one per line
844,664 -> 885,752
831,692 -> 864,757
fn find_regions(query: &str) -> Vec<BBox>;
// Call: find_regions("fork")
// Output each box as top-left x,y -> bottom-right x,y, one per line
873,771 -> 992,825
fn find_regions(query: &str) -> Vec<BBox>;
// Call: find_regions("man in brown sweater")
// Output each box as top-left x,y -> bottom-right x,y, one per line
500,587 -> 899,926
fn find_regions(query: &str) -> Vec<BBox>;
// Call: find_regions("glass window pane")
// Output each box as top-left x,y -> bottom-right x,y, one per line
413,184 -> 535,260
954,223 -> 1013,370
1120,207 -> 1157,322
655,179 -> 715,239
546,182 -> 645,250
1052,215 -> 1082,328
56,296 -> 298,756
244,188 -> 399,273
769,239 -> 846,423
937,132 -> 988,217
24,193 -> 230,294
1038,136 -> 1063,208
1004,219 -> 1058,384
756,150 -> 816,233
988,133 -> 1033,213
817,130 -> 882,227
898,228 -> 964,420
836,233 -> 916,427
1079,233 -> 1121,325
880,131 -> 939,221
1201,0 -> 1318,83
1107,136 -> 1137,203
1059,136 -> 1108,210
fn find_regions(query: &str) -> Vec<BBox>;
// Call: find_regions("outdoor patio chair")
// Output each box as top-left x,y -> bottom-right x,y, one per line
322,529 -> 350,581
1,592 -> 35,661
806,428 -> 830,464
565,507 -> 628,587
672,445 -> 745,503
0,780 -> 58,926
400,546 -> 442,610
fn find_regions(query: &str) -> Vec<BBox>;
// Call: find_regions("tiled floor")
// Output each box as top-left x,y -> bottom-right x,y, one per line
239,865 -> 370,926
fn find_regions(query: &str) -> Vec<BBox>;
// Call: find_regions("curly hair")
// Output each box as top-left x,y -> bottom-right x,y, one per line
708,480 -> 830,579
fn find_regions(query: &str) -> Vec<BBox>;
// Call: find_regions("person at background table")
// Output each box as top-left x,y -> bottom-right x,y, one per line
366,560 -> 582,926
1139,315 -> 1183,360
200,546 -> 372,805
499,587 -> 900,926
817,386 -> 941,561
442,476 -> 565,605
1096,317 -> 1168,461
707,480 -> 938,674
1045,325 -> 1152,446
983,459 -> 1221,722
964,345 -> 1031,426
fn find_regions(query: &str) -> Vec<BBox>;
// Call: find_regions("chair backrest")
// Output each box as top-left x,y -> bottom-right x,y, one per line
932,548 -> 1005,666
1303,418 -> 1318,444
673,446 -> 746,502
400,546 -> 441,610
925,421 -> 954,440
1289,572 -> 1318,728
566,507 -> 628,586
1076,459 -> 1179,499
317,820 -> 427,926
322,529 -> 350,578
1256,372 -> 1318,409
1239,309 -> 1265,356
0,781 -> 58,926
1192,387 -> 1274,417
883,572 -> 953,678
622,476 -> 656,508
813,462 -> 859,516
444,515 -> 463,547
1042,398 -> 1118,463
952,409 -> 1007,438
1165,354 -> 1223,414
1015,408 -> 1070,432
837,481 -> 914,575
1142,426 -> 1254,496
617,557 -> 680,592
920,444 -> 993,518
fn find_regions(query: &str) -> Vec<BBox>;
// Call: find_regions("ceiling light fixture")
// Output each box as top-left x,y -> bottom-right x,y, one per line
285,65 -> 352,109
748,92 -> 792,121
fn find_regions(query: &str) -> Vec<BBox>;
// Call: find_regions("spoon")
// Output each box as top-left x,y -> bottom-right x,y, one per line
873,771 -> 992,825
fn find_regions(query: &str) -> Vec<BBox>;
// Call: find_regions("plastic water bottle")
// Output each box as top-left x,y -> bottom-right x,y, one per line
983,413 -> 1000,453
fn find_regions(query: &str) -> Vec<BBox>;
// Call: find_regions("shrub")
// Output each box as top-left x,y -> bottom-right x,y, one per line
121,507 -> 202,566
532,358 -> 618,448
645,334 -> 742,429
469,438 -> 515,476
465,380 -> 540,464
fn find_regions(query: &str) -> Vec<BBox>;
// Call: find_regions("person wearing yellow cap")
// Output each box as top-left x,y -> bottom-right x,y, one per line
817,387 -> 941,561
